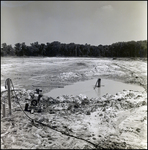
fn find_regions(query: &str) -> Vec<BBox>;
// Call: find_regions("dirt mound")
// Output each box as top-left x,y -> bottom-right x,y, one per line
1,89 -> 147,149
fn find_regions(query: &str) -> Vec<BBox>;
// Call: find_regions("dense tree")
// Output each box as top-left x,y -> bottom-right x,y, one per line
1,43 -> 15,56
30,42 -> 40,56
14,43 -> 22,56
39,43 -> 46,56
1,40 -> 147,57
21,42 -> 27,56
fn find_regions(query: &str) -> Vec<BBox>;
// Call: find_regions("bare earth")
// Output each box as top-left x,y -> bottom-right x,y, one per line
1,57 -> 147,149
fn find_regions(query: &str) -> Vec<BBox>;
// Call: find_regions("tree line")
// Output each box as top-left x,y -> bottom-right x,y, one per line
1,40 -> 147,57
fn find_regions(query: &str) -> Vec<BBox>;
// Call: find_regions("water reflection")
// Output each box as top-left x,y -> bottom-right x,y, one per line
94,86 -> 101,97
44,78 -> 144,98
97,87 -> 101,97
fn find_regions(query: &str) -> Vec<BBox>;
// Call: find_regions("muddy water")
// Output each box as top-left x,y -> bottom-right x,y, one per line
44,78 -> 144,98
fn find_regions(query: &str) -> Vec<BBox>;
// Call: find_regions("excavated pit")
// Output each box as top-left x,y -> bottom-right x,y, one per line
1,57 -> 147,149
44,78 -> 144,98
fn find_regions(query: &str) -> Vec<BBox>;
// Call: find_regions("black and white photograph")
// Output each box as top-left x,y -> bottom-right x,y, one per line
1,1 -> 147,149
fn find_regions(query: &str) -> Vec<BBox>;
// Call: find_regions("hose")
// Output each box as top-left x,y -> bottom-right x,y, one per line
3,78 -> 98,149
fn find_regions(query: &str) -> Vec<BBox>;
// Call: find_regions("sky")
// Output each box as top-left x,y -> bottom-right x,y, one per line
1,1 -> 147,47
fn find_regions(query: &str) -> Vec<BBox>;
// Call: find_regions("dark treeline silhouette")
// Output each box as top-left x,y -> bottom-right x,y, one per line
1,40 -> 147,57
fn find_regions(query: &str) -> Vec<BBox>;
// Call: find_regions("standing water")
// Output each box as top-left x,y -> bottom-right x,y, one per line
44,78 -> 144,98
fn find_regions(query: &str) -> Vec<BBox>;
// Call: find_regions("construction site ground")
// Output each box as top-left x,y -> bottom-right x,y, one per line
1,57 -> 147,149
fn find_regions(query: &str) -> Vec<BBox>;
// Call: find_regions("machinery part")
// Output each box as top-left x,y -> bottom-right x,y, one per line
94,78 -> 102,89
31,109 -> 34,114
24,103 -> 29,111
36,89 -> 42,94
38,109 -> 42,113
38,94 -> 43,101
31,99 -> 38,106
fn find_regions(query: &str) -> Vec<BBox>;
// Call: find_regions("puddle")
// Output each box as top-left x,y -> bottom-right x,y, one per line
44,78 -> 144,98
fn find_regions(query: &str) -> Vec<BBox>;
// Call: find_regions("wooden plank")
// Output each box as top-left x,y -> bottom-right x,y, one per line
7,78 -> 11,115
2,103 -> 5,118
